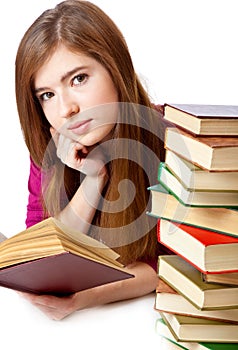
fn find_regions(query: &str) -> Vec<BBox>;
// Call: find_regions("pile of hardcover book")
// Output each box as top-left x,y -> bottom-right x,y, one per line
148,103 -> 238,349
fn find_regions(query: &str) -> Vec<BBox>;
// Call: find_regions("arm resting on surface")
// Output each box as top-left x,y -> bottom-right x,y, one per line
18,261 -> 159,320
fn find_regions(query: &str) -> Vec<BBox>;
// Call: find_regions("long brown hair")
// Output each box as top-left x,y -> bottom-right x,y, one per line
15,0 -> 165,264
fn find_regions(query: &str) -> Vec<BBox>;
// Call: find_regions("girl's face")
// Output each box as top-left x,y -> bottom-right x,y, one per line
34,45 -> 118,146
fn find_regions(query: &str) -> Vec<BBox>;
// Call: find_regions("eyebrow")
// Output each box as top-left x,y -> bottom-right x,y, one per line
34,66 -> 88,94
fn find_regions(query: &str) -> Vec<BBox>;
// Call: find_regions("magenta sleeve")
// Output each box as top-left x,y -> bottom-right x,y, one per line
25,158 -> 45,228
141,258 -> 158,272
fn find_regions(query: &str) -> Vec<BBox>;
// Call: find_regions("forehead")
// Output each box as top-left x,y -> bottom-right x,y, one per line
34,45 -> 93,86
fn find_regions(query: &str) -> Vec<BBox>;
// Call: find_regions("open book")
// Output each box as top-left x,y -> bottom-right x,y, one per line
0,218 -> 134,295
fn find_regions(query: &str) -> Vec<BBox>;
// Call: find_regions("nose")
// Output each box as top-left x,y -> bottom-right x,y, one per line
59,94 -> 80,119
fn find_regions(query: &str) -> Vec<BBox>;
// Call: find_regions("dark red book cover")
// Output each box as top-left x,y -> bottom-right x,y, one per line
0,252 -> 134,295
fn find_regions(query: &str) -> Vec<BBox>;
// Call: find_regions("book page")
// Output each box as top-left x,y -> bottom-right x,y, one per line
0,233 -> 7,243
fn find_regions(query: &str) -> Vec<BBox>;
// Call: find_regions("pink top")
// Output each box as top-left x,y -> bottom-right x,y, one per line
25,158 -> 45,228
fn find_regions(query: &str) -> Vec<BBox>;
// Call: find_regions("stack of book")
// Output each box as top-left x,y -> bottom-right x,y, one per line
147,103 -> 238,348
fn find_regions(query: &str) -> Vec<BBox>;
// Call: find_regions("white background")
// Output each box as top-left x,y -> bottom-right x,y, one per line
0,2 -> 237,349
1,0 -> 238,235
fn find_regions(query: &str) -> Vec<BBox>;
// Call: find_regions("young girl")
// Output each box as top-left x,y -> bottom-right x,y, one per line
15,0 -> 171,320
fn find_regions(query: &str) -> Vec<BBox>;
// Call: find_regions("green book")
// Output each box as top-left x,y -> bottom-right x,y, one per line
147,183 -> 238,238
158,255 -> 238,310
156,318 -> 238,350
157,162 -> 238,207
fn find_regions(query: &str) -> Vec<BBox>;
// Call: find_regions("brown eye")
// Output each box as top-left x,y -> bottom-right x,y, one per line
40,92 -> 54,101
72,74 -> 88,86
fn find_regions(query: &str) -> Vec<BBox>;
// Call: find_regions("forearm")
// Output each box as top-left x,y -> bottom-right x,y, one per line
18,262 -> 159,320
56,173 -> 107,234
72,262 -> 159,310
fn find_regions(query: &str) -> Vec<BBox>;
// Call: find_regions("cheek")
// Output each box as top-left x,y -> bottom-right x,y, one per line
104,85 -> 118,104
44,113 -> 54,127
42,106 -> 59,129
41,106 -> 52,124
44,113 -> 61,131
93,78 -> 118,105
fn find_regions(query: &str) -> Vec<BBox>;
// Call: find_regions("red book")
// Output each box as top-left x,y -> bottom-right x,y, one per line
157,219 -> 238,274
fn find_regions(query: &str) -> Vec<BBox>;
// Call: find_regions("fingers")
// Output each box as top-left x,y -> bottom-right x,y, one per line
49,127 -> 85,170
56,133 -> 86,170
54,133 -> 107,176
49,127 -> 108,177
18,291 -> 75,320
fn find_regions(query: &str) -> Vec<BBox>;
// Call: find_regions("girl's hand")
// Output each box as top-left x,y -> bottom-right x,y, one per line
18,291 -> 80,321
17,262 -> 159,320
50,127 -> 107,178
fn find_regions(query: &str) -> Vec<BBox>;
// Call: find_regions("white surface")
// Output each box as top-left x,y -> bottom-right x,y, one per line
0,288 -> 164,350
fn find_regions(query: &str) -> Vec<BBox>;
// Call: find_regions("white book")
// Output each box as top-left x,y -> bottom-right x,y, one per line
160,311 -> 238,343
158,162 -> 238,207
165,149 -> 238,191
155,291 -> 238,323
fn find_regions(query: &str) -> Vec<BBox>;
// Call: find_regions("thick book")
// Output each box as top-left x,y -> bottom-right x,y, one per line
155,317 -> 238,350
158,255 -> 238,310
0,218 -> 134,295
165,149 -> 238,191
158,162 -> 238,207
147,184 -> 238,238
163,103 -> 238,136
160,311 -> 238,343
157,219 -> 238,274
165,127 -> 238,171
203,272 -> 238,286
155,291 -> 238,323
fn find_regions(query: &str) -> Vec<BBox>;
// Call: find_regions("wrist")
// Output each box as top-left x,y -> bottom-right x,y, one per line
87,167 -> 108,186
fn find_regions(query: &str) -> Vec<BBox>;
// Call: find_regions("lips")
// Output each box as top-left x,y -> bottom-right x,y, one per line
68,119 -> 92,135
